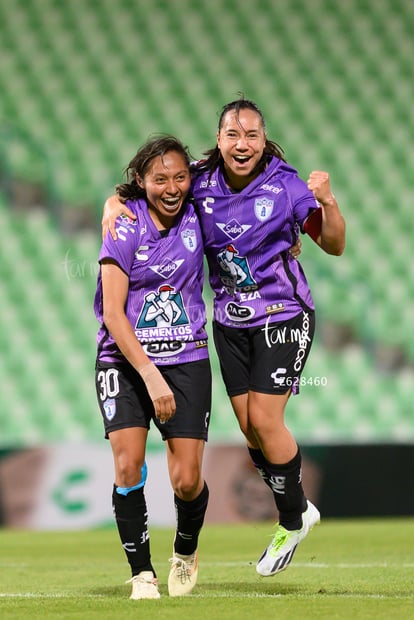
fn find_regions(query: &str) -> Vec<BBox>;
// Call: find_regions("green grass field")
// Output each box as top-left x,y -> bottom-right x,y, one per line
1,518 -> 414,619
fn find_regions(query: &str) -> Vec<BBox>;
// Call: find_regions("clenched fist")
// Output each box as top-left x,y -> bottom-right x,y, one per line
307,171 -> 336,206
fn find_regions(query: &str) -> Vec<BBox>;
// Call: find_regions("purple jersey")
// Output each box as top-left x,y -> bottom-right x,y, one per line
192,156 -> 319,327
94,198 -> 208,365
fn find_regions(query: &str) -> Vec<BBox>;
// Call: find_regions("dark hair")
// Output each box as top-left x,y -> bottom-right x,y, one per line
117,134 -> 192,200
192,96 -> 286,178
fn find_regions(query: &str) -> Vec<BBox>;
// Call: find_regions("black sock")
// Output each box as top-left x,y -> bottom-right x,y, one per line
265,449 -> 307,530
248,446 -> 280,509
248,448 -> 274,488
174,482 -> 209,556
112,484 -> 155,577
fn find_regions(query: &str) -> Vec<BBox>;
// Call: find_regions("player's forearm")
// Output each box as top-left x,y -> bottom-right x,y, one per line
103,309 -> 150,371
104,310 -> 174,406
319,197 -> 346,255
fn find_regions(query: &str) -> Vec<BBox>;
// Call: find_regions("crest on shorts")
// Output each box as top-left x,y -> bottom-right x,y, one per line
103,398 -> 116,421
254,197 -> 274,222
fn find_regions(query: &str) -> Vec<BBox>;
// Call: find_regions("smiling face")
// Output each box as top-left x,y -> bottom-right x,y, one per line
216,107 -> 267,191
137,150 -> 191,229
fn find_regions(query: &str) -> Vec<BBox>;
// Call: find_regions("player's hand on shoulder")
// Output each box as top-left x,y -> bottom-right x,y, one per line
102,195 -> 136,240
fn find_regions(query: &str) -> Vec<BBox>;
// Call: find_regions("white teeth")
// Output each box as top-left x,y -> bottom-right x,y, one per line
162,198 -> 180,209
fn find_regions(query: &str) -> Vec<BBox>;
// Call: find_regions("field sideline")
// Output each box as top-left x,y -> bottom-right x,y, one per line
1,518 -> 414,619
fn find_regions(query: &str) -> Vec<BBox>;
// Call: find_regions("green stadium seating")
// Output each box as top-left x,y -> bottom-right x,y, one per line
1,192 -> 412,446
0,0 -> 413,445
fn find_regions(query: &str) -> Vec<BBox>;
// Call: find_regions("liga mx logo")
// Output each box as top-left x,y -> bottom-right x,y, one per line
254,197 -> 274,222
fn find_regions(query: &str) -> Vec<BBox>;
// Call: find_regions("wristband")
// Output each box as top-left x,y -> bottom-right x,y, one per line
138,362 -> 173,401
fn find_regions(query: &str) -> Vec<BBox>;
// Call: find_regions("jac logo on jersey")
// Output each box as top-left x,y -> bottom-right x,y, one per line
225,302 -> 255,322
144,341 -> 185,357
216,218 -> 252,241
254,197 -> 274,222
181,228 -> 197,252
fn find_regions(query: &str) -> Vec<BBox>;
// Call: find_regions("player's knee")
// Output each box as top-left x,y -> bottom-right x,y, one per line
172,472 -> 201,500
116,459 -> 147,488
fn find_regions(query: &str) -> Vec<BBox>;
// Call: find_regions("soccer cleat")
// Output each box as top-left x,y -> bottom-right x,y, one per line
168,550 -> 198,596
127,571 -> 160,599
256,500 -> 320,577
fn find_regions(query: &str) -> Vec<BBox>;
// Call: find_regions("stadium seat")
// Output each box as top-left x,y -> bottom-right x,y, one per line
0,0 -> 413,445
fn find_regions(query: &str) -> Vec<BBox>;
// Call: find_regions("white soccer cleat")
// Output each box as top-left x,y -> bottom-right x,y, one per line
256,501 -> 320,577
127,571 -> 160,599
168,550 -> 198,596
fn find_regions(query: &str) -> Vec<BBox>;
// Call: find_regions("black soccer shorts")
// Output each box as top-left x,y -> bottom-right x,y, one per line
95,358 -> 212,440
212,310 -> 315,396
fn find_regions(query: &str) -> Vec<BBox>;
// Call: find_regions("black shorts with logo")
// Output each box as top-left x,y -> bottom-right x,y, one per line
212,310 -> 315,396
95,359 -> 212,440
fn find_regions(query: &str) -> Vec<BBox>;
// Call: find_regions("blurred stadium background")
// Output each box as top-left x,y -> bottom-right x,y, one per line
0,0 -> 413,528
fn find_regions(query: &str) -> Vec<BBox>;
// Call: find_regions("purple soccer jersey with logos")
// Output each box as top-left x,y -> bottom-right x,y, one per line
94,198 -> 209,365
192,156 -> 320,328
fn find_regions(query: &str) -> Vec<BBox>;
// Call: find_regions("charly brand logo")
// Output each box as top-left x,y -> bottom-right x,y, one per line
271,367 -> 287,386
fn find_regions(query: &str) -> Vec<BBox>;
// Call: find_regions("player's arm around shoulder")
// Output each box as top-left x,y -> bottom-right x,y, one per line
102,195 -> 137,241
307,171 -> 345,256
